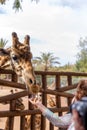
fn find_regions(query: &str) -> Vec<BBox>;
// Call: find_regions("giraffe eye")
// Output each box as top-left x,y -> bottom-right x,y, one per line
12,55 -> 18,61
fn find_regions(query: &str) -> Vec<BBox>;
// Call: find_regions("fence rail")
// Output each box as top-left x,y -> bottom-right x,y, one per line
0,69 -> 87,130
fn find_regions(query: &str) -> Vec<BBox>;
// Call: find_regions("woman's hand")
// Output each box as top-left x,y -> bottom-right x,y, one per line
29,96 -> 39,104
29,97 -> 47,113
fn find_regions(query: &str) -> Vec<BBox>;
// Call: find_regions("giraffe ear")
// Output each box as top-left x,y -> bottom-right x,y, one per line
0,48 -> 10,56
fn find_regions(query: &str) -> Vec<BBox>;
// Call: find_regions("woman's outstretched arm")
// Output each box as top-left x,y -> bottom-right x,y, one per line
29,98 -> 71,128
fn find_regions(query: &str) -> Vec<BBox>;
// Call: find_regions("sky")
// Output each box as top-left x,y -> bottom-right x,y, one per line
0,0 -> 87,66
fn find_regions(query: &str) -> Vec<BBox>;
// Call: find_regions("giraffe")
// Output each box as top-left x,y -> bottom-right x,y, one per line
0,32 -> 40,94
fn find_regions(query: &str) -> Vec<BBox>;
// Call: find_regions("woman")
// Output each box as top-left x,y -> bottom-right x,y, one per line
29,80 -> 87,130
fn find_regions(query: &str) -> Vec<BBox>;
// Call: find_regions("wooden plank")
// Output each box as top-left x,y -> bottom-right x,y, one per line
0,90 -> 28,103
20,116 -> 25,130
42,89 -> 74,98
9,100 -> 16,130
0,107 -> 69,117
67,76 -> 72,106
0,79 -> 26,89
58,83 -> 78,92
55,75 -> 62,116
41,75 -> 47,130
0,68 -> 14,74
35,71 -> 87,76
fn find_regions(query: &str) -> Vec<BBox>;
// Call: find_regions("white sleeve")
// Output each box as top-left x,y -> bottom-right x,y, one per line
43,108 -> 71,128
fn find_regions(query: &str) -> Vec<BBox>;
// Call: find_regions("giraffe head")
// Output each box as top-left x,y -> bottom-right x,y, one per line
0,32 -> 39,94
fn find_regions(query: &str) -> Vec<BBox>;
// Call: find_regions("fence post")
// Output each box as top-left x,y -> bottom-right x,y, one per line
8,72 -> 18,130
67,75 -> 72,106
20,116 -> 25,130
41,74 -> 47,130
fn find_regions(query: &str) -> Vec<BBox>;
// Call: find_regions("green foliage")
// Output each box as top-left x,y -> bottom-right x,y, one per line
75,37 -> 87,72
13,0 -> 22,12
0,38 -> 8,48
32,52 -> 60,71
0,0 -> 39,12
58,63 -> 76,72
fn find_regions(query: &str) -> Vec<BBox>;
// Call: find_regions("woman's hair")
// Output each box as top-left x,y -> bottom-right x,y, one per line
77,80 -> 87,96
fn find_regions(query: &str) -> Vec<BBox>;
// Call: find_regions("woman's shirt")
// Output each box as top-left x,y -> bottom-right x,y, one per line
42,107 -> 72,128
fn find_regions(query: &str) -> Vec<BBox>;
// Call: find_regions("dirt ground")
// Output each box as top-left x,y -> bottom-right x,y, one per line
0,88 -> 65,130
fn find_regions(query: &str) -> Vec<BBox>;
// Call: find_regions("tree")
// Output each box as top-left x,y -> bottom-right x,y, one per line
33,52 -> 60,71
0,38 -> 8,48
0,0 -> 39,12
75,37 -> 87,72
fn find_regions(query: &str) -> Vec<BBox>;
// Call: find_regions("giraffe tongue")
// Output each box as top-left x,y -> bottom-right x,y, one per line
29,93 -> 37,101
32,95 -> 40,103
26,84 -> 40,100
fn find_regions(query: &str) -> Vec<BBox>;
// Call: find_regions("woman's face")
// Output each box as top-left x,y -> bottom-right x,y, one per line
75,89 -> 84,100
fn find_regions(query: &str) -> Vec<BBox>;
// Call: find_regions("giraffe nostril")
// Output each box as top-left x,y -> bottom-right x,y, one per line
29,79 -> 33,84
29,79 -> 36,85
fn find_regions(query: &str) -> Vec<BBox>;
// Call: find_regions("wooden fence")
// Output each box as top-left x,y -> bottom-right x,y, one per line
0,69 -> 87,130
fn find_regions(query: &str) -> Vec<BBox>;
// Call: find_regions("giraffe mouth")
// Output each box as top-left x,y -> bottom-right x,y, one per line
26,82 -> 40,95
